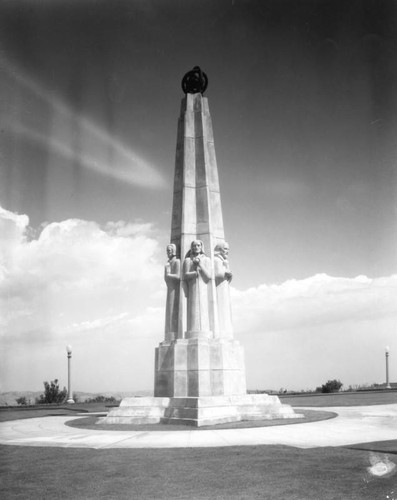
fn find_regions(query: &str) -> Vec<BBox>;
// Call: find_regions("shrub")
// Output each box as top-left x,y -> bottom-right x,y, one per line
36,379 -> 67,404
321,379 -> 343,393
15,396 -> 28,406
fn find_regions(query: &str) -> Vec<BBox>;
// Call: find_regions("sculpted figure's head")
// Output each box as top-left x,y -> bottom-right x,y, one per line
166,244 -> 176,259
215,241 -> 229,258
191,240 -> 204,256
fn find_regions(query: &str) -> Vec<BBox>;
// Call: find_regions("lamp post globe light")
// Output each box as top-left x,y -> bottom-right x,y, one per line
66,344 -> 75,404
385,346 -> 391,390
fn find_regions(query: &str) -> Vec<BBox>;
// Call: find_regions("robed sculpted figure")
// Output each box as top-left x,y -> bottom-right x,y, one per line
214,241 -> 233,338
183,240 -> 212,335
164,244 -> 180,341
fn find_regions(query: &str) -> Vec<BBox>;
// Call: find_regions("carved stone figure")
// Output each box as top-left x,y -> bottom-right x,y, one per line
164,244 -> 180,341
183,240 -> 212,335
214,241 -> 233,338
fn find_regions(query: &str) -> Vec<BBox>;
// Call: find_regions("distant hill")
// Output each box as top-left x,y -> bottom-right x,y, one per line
0,390 -> 152,406
0,391 -> 42,406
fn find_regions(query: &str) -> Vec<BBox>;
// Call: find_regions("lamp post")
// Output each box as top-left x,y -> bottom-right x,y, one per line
385,346 -> 391,390
66,345 -> 75,404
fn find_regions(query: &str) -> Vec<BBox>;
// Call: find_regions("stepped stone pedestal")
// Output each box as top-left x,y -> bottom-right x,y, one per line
101,68 -> 301,427
101,394 -> 300,427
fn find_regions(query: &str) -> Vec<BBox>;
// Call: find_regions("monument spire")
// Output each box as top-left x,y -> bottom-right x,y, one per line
170,68 -> 225,341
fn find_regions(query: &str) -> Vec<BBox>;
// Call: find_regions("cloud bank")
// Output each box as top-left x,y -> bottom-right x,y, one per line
232,274 -> 397,334
0,207 -> 163,340
1,206 -> 396,392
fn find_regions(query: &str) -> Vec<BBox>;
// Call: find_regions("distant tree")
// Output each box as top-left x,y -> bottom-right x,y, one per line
85,395 -> 118,403
36,379 -> 67,404
321,379 -> 343,393
15,396 -> 28,406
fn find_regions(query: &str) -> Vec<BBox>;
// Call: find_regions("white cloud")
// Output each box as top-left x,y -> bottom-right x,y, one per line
0,207 -> 163,343
0,207 -> 29,236
232,274 -> 397,391
65,312 -> 130,334
231,273 -> 397,334
0,207 -> 30,274
1,206 -> 396,392
104,221 -> 154,237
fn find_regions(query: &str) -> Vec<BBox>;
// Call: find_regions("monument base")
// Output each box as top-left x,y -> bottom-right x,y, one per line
154,339 -> 247,397
99,394 -> 302,427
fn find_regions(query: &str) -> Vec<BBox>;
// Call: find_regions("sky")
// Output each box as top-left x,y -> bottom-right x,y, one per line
1,0 -> 396,394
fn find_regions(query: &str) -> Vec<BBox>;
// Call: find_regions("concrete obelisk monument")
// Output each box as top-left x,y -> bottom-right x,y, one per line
155,67 -> 246,400
102,68 -> 300,426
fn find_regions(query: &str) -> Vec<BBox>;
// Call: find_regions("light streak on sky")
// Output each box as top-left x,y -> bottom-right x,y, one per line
2,58 -> 166,189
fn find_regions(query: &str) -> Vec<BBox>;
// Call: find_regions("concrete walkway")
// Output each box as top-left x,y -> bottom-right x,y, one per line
1,404 -> 396,450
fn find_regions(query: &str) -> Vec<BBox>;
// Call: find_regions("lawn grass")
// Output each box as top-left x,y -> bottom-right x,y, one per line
1,392 -> 396,499
0,403 -> 109,422
280,390 -> 397,407
2,390 -> 395,424
1,443 -> 395,499
347,440 -> 397,455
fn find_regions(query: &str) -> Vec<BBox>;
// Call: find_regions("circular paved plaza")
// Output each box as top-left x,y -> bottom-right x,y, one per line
1,404 -> 396,450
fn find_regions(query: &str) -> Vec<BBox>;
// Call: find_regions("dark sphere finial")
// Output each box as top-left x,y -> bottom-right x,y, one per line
181,66 -> 208,95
